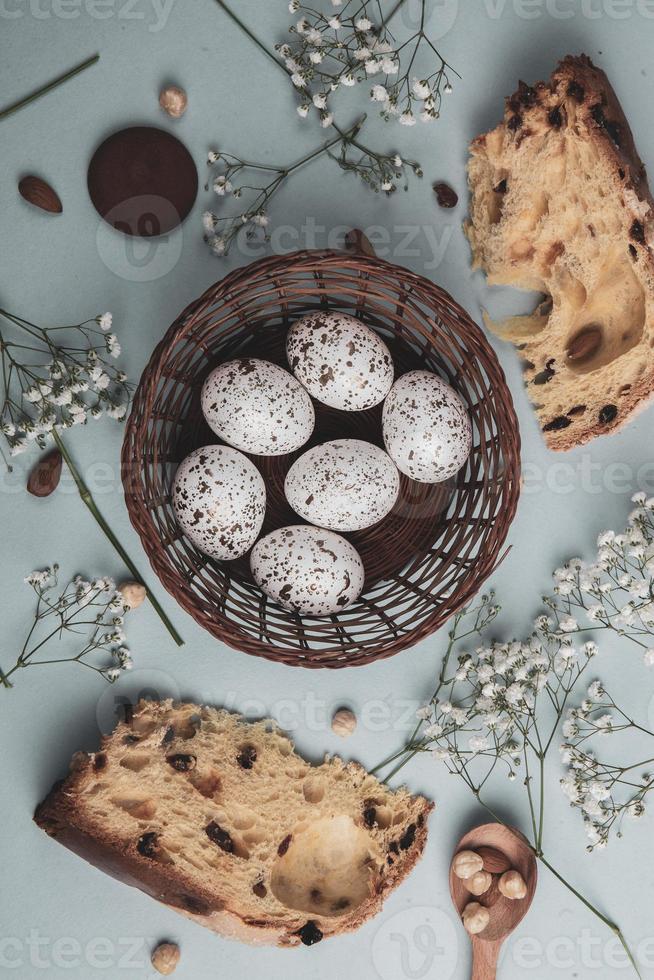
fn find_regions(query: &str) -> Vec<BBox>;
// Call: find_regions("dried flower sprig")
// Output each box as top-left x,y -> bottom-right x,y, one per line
0,306 -> 183,648
206,0 -> 433,257
281,0 -> 458,128
561,683 -> 654,851
203,117 -> 422,255
546,493 -> 654,666
0,307 -> 129,464
373,595 -> 639,974
0,566 -> 132,689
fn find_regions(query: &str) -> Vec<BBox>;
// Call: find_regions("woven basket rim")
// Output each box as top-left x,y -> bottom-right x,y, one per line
122,249 -> 521,668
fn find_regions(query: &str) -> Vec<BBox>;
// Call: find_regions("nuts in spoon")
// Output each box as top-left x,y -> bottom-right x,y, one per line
462,902 -> 490,935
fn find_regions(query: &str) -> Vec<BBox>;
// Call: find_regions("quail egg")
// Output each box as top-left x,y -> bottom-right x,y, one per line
250,525 -> 365,616
201,358 -> 315,456
172,445 -> 265,559
284,439 -> 400,532
382,370 -> 472,482
286,311 -> 393,411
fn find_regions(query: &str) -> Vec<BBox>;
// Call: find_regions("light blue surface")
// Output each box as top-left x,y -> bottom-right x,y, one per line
2,2 -> 654,977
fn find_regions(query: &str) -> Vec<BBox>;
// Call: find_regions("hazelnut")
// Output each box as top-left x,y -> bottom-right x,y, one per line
462,902 -> 490,936
452,849 -> 484,880
159,85 -> 188,118
499,869 -> 527,900
118,581 -> 146,609
466,870 -> 493,896
331,707 -> 357,737
151,941 -> 180,975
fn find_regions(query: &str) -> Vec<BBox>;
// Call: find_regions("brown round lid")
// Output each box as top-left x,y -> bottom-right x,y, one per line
88,126 -> 198,237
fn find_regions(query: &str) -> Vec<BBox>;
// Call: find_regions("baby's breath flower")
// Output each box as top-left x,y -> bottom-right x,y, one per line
2,569 -> 134,689
97,312 -> 113,332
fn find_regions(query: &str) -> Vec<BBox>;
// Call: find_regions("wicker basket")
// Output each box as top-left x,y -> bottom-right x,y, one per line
122,250 -> 520,668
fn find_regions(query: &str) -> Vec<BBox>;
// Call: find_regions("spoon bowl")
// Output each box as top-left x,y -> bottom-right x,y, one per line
449,823 -> 537,979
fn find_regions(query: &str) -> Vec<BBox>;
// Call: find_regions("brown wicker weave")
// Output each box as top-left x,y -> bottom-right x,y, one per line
122,250 -> 521,668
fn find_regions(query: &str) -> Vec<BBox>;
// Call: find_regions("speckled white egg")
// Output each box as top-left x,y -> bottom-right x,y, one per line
172,445 -> 265,559
250,525 -> 365,616
201,358 -> 315,456
382,371 -> 472,483
284,439 -> 400,532
286,311 -> 394,411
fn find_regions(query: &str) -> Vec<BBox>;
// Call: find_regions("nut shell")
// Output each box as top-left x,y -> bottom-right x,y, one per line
452,849 -> 484,880
462,902 -> 490,936
118,581 -> 147,609
498,869 -> 527,900
331,707 -> 357,737
151,942 -> 180,975
159,85 -> 188,118
466,870 -> 492,896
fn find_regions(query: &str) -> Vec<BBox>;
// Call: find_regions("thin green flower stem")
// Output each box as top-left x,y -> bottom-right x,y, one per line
51,430 -> 184,648
0,54 -> 100,122
380,0 -> 410,28
213,1 -> 288,77
282,118 -> 367,175
538,855 -> 641,977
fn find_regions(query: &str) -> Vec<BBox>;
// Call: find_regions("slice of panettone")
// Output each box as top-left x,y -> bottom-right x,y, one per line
35,700 -> 432,947
466,54 -> 654,451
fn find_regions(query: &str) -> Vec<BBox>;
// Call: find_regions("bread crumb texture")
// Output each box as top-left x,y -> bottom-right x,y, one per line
34,700 -> 432,947
466,54 -> 654,451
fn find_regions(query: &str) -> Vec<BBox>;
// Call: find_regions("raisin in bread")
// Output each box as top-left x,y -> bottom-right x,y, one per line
35,700 -> 432,947
466,54 -> 654,451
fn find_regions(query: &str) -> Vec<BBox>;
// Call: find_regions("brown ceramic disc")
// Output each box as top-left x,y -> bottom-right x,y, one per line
88,126 -> 198,237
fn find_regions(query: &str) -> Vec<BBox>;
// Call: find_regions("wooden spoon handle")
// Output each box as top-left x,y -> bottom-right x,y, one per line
471,939 -> 501,980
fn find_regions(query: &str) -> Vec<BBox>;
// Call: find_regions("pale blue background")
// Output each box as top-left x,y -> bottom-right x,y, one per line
2,1 -> 654,977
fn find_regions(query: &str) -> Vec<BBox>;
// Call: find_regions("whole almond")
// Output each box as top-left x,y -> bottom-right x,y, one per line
345,227 -> 376,257
476,845 -> 511,874
27,449 -> 63,497
18,175 -> 63,214
433,181 -> 459,208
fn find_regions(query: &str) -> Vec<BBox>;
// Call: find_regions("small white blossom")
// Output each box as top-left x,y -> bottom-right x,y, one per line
97,313 -> 113,332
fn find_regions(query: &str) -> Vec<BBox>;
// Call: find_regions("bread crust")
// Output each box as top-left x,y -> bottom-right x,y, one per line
34,703 -> 433,948
467,54 -> 654,451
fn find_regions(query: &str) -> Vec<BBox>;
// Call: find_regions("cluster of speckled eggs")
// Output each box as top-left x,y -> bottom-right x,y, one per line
172,311 -> 472,617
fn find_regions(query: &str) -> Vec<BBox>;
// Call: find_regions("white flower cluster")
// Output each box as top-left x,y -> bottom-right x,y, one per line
0,309 -> 130,460
416,625 -> 598,783
548,493 -> 654,666
5,567 -> 134,687
560,681 -> 653,851
202,138 -> 422,256
278,1 -> 455,128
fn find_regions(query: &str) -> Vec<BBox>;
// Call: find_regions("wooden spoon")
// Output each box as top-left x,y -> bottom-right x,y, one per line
449,823 -> 537,980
